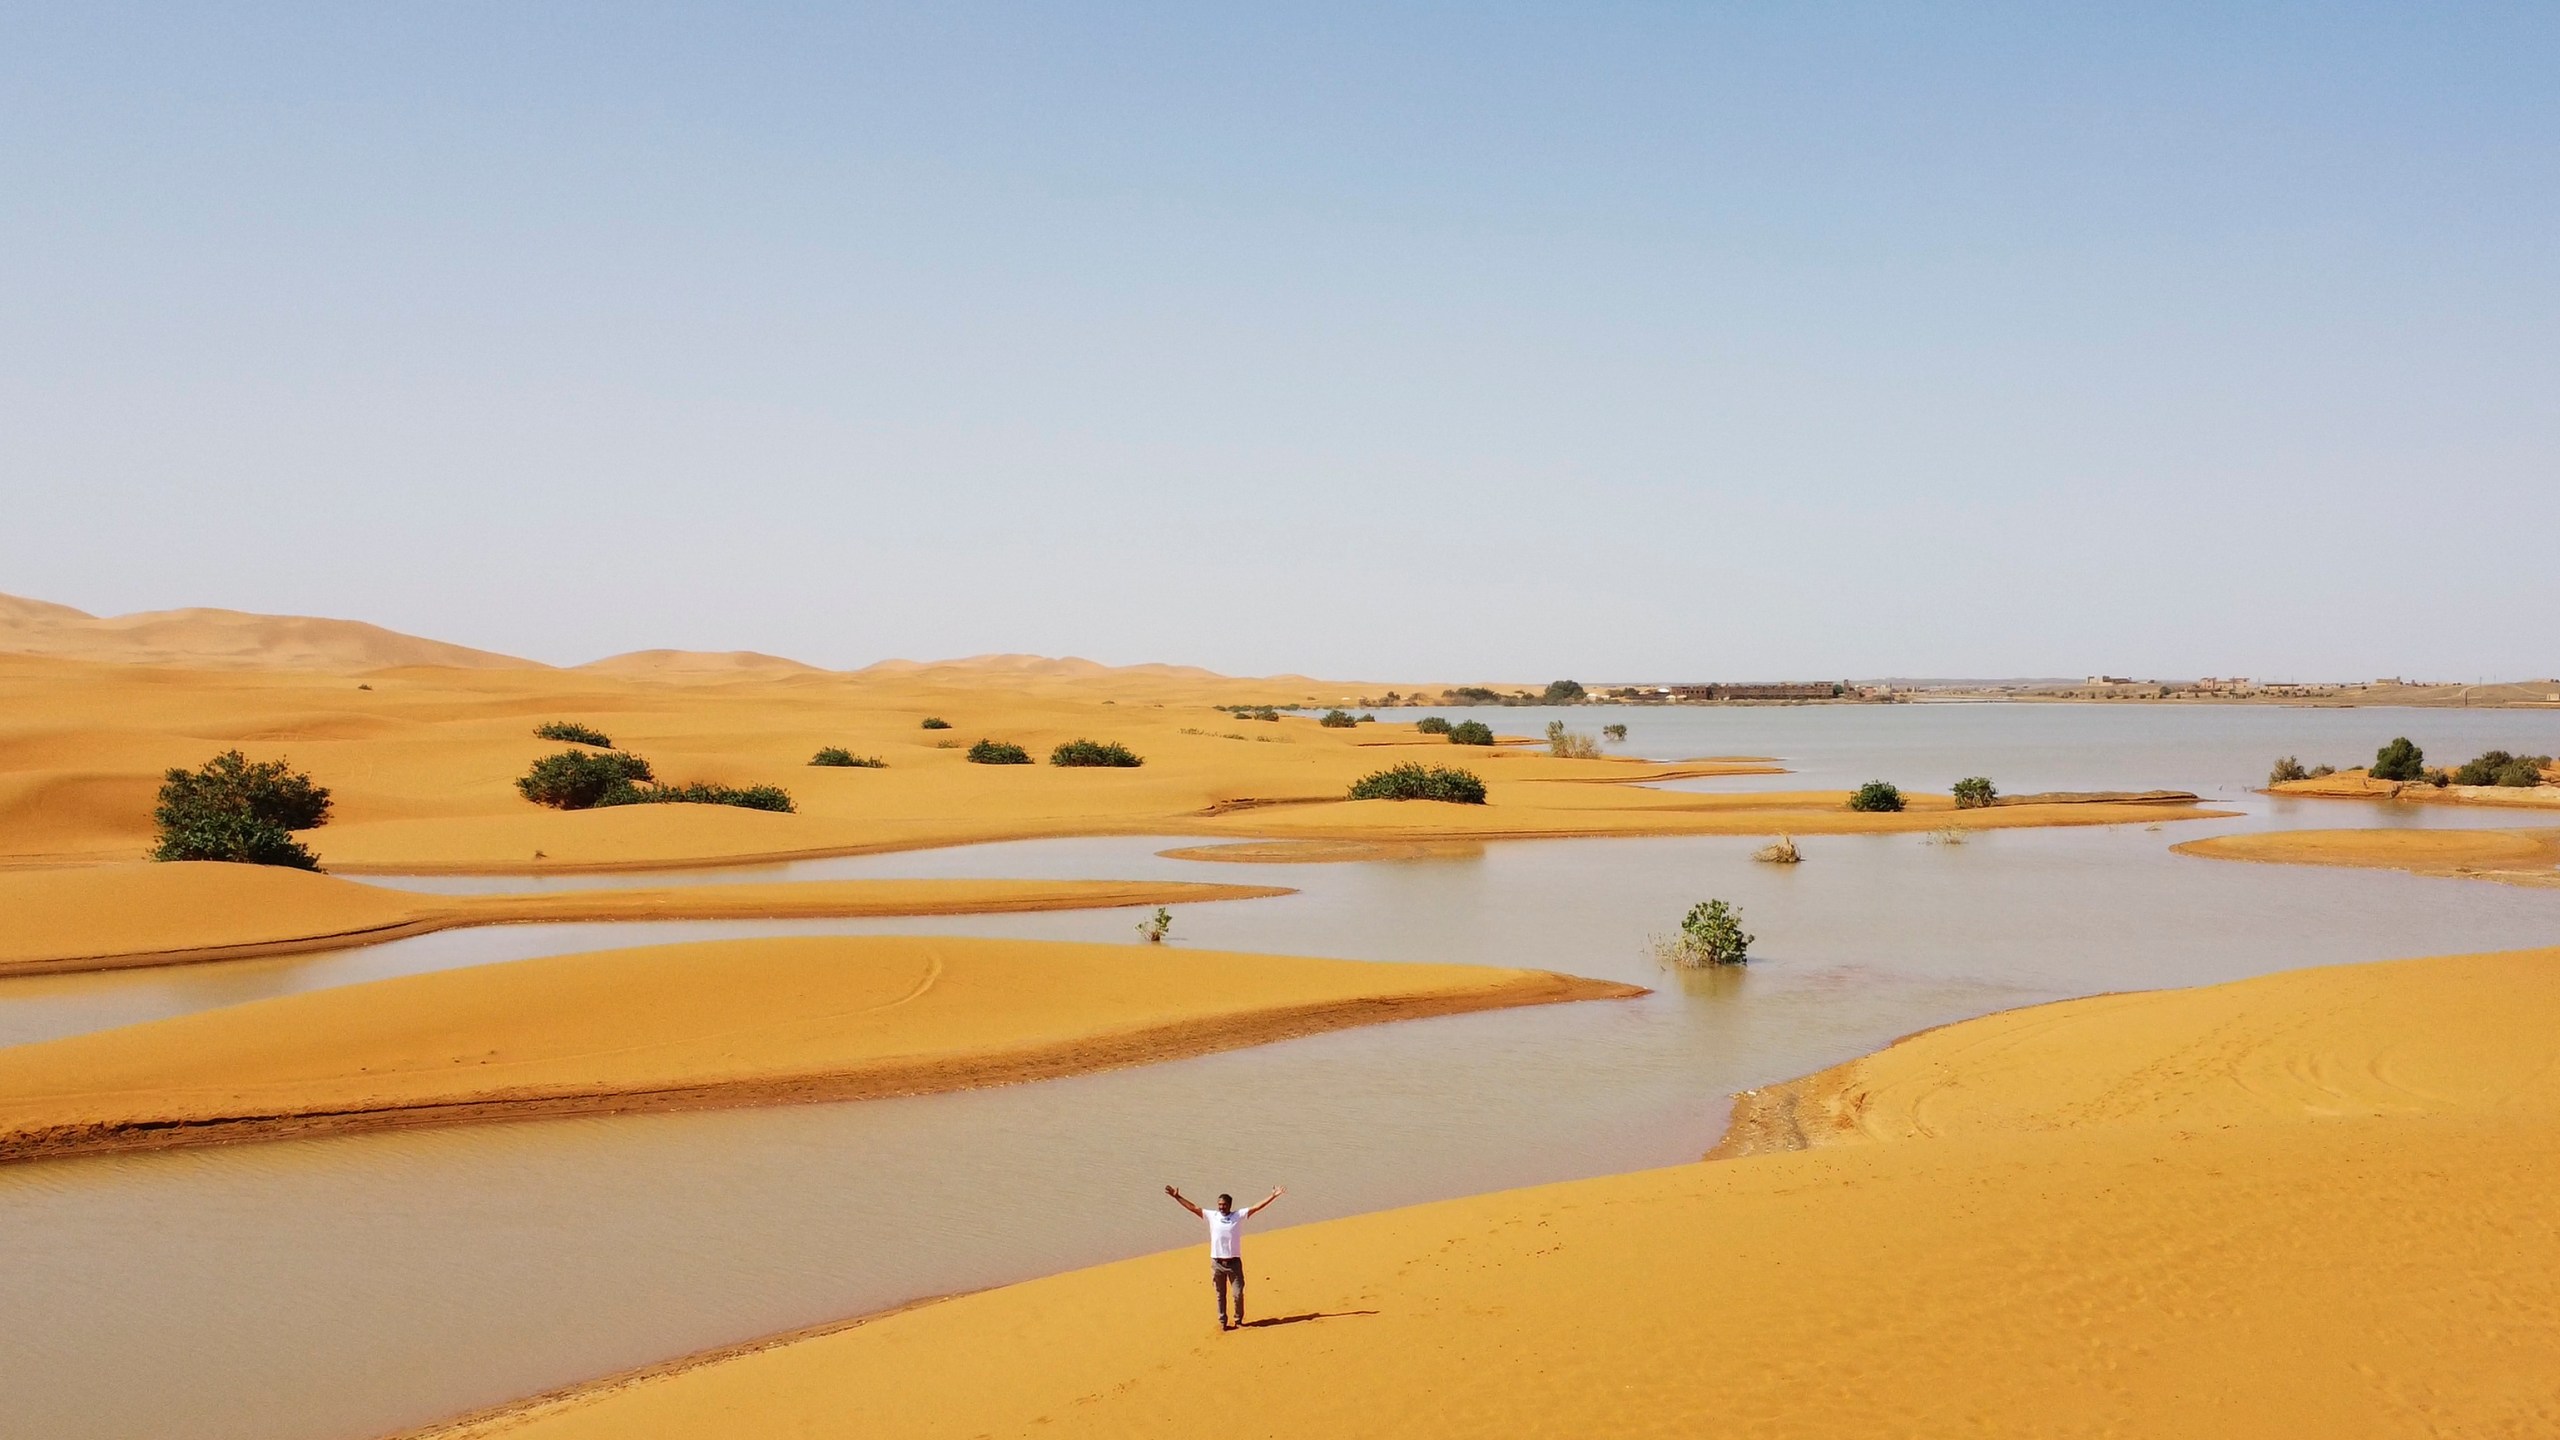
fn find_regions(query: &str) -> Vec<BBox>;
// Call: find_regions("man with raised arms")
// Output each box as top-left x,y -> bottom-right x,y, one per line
1165,1183 -> 1284,1331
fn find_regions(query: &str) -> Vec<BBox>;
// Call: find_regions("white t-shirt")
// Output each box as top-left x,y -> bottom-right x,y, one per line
1204,1207 -> 1245,1259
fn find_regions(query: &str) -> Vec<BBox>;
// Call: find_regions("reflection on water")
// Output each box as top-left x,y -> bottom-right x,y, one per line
5,702 -> 2560,1440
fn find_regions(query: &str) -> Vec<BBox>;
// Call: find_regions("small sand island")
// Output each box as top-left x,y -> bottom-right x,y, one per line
0,935 -> 1637,1163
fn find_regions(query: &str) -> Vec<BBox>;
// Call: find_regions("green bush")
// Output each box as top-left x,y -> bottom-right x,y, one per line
1319,709 -> 1358,728
1603,724 -> 1628,742
152,750 -> 333,869
920,717 -> 952,730
2308,763 -> 2337,778
517,749 -> 656,809
1447,720 -> 1496,746
1051,739 -> 1143,768
967,739 -> 1032,765
1952,776 -> 1997,809
1415,716 -> 1453,735
810,747 -> 885,768
1447,686 -> 1502,704
1346,763 -> 1488,804
2453,750 -> 2553,787
1659,899 -> 1753,967
2370,736 -> 2426,782
596,781 -> 795,812
2268,756 -> 2310,785
533,721 -> 614,748
1847,780 -> 1905,813
1541,679 -> 1586,704
1545,720 -> 1601,759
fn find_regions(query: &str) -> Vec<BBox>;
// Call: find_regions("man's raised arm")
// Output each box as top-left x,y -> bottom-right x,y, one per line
1245,1185 -> 1285,1217
1164,1184 -> 1204,1216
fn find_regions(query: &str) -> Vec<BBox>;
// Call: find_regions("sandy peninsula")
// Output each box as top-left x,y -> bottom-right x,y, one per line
0,862 -> 1292,975
0,935 -> 1638,1163
2272,769 -> 2560,809
421,944 -> 2560,1440
2172,826 -> 2560,889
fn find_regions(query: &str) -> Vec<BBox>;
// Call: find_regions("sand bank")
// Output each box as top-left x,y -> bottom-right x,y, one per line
1156,838 -> 1487,864
0,935 -> 1637,1163
0,862 -> 1292,975
430,945 -> 2560,1440
2273,769 -> 2560,808
2171,827 -> 2560,890
0,652 -> 2219,873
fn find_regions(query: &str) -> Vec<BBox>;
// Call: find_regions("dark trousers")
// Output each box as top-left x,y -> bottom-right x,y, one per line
1212,1256 -> 1245,1323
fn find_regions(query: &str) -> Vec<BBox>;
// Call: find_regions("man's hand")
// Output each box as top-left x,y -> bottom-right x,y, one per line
1247,1185 -> 1285,1216
1164,1185 -> 1182,1199
1165,1185 -> 1201,1215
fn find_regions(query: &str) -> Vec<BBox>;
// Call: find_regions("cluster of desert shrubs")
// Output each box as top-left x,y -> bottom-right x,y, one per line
810,747 -> 886,768
1446,720 -> 1495,746
1415,715 -> 1453,735
2370,736 -> 2428,783
1603,723 -> 1628,741
533,720 -> 614,747
1951,776 -> 1997,809
1219,705 -> 1282,722
518,749 -> 793,812
2267,756 -> 2337,785
2453,749 -> 2554,787
1847,780 -> 1905,812
920,716 -> 952,730
153,750 -> 333,869
1319,709 -> 1362,728
966,739 -> 1032,765
1346,763 -> 1487,804
1051,739 -> 1143,767
1545,720 -> 1602,760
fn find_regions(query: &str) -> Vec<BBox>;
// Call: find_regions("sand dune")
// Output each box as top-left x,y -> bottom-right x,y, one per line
0,592 -> 540,672
575,649 -> 828,677
2172,826 -> 2560,889
0,862 -> 1293,974
0,935 -> 1638,1163
427,945 -> 2560,1440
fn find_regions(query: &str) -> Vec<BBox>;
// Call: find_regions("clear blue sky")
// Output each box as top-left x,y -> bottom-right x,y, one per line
4,4 -> 2553,679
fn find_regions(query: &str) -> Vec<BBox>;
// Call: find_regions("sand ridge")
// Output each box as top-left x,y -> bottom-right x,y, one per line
0,935 -> 1641,1164
423,944 -> 2560,1440
0,862 -> 1295,975
2172,826 -> 2560,889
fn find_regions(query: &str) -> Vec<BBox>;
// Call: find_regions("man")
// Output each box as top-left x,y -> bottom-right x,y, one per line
1165,1183 -> 1283,1330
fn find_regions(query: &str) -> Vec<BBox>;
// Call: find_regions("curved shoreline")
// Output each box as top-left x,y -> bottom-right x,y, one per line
0,941 -> 1641,1166
0,872 -> 1295,977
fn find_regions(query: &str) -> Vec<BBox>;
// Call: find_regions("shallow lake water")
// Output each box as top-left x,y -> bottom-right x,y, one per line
3,706 -> 2558,1440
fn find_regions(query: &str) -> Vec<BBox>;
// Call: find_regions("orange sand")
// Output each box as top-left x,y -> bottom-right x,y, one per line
0,649 -> 2223,874
0,935 -> 1637,1163
2274,769 -> 2560,808
0,862 -> 1292,975
431,946 -> 2560,1440
2173,827 -> 2560,889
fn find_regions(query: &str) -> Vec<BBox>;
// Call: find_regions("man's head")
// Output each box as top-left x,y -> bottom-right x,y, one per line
1216,1193 -> 1233,1212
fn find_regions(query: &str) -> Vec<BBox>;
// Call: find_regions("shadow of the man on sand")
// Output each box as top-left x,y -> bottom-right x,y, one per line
1239,1310 -> 1380,1329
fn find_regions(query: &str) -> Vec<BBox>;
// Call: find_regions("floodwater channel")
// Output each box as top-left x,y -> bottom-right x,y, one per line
3,706 -> 2557,1440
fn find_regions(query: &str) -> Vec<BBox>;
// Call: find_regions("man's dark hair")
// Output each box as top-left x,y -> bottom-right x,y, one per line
1217,1193 -> 1233,1207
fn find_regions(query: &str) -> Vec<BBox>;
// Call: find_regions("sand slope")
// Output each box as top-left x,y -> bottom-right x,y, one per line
2174,827 -> 2560,889
433,946 -> 2560,1440
0,862 -> 1292,974
0,936 -> 1637,1162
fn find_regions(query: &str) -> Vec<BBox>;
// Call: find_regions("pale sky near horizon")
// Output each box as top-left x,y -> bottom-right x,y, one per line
3,5 -> 2553,680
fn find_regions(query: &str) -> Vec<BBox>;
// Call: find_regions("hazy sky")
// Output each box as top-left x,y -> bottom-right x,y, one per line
4,5 -> 2553,679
